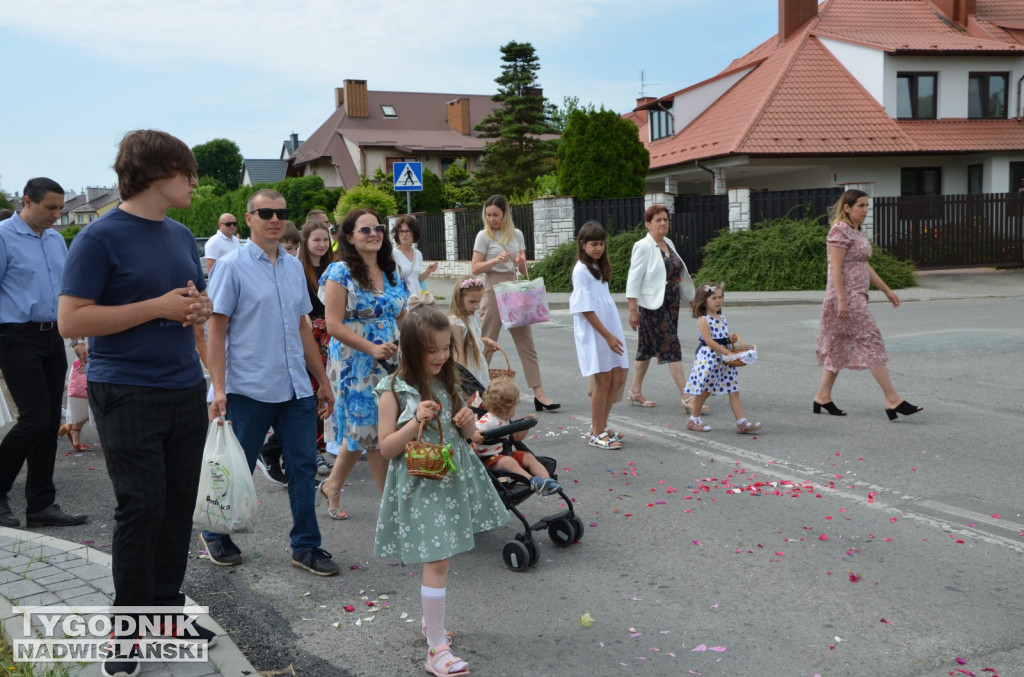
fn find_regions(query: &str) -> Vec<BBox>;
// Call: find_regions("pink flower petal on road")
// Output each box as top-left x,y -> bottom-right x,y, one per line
957,657 -> 967,665
693,540 -> 702,546
709,646 -> 726,652
692,644 -> 707,652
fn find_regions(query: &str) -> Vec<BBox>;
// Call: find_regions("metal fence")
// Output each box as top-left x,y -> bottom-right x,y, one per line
414,211 -> 446,261
574,197 -> 646,234
750,187 -> 842,226
671,195 -> 728,272
874,193 -> 1024,268
454,203 -> 535,260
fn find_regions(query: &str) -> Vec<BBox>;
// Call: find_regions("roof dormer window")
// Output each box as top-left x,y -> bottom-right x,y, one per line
968,73 -> 1007,119
897,72 -> 937,120
381,105 -> 398,118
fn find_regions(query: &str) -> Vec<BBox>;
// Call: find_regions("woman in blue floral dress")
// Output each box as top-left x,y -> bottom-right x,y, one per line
319,209 -> 408,516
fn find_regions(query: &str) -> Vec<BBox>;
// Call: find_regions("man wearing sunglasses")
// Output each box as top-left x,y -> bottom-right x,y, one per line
205,213 -> 241,277
204,189 -> 338,576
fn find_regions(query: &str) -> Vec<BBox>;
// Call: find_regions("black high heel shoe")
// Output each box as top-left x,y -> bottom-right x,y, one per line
534,397 -> 561,412
885,401 -> 922,421
813,400 -> 846,416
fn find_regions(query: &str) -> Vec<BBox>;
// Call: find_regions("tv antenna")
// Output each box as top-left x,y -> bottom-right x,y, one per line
639,70 -> 660,98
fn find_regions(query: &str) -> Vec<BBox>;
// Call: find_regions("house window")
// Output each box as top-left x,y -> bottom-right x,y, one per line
1010,161 -> 1024,193
901,167 -> 942,196
440,157 -> 459,177
381,105 -> 398,118
649,108 -> 674,142
75,213 -> 86,224
967,164 -> 983,194
968,73 -> 1007,119
896,73 -> 937,119
385,156 -> 416,175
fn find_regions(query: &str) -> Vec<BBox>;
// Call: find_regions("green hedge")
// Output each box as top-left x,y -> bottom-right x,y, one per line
528,217 -> 916,292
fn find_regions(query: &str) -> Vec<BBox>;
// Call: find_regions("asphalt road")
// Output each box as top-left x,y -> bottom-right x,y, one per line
5,295 -> 1023,677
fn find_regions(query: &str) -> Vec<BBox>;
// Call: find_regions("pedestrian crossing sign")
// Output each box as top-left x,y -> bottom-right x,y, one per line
393,162 -> 423,191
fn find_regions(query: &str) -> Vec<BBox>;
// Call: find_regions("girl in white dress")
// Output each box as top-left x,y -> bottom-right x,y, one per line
447,276 -> 500,392
569,221 -> 630,449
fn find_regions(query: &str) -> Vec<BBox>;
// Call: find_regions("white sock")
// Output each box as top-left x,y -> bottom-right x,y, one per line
690,416 -> 702,424
736,417 -> 748,425
421,585 -> 447,648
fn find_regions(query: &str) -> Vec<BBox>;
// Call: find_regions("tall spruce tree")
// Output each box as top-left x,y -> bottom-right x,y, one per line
473,41 -> 558,200
556,107 -> 650,200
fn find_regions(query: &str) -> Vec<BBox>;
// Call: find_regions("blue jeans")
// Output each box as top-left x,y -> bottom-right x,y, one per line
202,394 -> 321,554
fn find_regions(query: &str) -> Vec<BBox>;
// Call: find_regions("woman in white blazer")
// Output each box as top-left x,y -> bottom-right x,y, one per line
625,205 -> 708,414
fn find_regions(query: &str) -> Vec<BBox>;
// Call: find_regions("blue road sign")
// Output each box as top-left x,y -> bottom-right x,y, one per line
393,162 -> 423,191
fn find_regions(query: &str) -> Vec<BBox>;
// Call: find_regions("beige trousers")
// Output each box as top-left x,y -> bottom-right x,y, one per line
479,270 -> 543,390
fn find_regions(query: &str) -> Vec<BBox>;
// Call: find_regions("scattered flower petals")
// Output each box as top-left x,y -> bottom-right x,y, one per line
343,605 -> 355,612
580,613 -> 594,628
692,644 -> 707,652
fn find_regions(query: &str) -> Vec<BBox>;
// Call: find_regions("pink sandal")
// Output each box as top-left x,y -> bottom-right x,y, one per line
736,420 -> 762,434
425,645 -> 468,676
685,419 -> 712,432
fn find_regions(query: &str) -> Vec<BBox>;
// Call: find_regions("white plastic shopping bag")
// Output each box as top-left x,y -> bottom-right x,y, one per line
192,418 -> 258,534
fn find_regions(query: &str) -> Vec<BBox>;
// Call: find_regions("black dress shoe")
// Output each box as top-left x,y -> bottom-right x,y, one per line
0,498 -> 19,527
26,504 -> 88,528
534,397 -> 561,412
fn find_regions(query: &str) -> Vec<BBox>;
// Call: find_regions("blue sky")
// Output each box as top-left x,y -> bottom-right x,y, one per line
0,0 -> 779,197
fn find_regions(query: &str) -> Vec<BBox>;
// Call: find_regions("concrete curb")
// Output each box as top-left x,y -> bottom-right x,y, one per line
0,526 -> 256,677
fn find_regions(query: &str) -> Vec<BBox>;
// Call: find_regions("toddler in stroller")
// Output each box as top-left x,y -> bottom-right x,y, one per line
468,376 -> 584,571
472,376 -> 560,496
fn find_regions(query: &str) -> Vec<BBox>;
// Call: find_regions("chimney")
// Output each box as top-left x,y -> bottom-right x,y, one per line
929,0 -> 975,27
291,132 -> 299,149
85,187 -> 104,203
343,79 -> 369,118
446,98 -> 471,135
778,0 -> 818,42
335,87 -> 344,109
636,96 -> 656,110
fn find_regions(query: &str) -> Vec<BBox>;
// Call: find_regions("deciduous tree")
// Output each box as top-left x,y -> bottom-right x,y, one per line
192,138 -> 243,191
556,108 -> 649,201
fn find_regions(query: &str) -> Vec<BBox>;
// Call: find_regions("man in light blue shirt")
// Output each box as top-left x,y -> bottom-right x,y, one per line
0,177 -> 87,528
205,188 -> 337,575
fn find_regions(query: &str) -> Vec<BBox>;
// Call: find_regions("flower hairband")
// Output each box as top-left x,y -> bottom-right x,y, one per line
460,278 -> 484,289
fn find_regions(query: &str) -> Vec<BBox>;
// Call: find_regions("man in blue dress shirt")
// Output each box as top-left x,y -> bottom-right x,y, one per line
0,177 -> 88,528
204,188 -> 337,575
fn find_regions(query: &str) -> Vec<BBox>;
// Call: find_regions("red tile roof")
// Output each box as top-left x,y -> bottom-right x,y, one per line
640,0 -> 1024,170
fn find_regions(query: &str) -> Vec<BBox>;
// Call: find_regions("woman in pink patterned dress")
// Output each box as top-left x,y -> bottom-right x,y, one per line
814,189 -> 922,420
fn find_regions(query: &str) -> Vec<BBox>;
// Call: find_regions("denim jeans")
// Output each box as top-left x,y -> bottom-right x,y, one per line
203,394 -> 320,554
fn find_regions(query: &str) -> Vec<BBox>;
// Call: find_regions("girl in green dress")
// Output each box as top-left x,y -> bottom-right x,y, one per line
375,306 -> 507,677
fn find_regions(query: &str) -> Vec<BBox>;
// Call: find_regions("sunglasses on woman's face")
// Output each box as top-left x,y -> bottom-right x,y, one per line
355,224 -> 387,235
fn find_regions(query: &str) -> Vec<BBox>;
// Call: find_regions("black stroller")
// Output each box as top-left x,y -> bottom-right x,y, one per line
473,412 -> 584,571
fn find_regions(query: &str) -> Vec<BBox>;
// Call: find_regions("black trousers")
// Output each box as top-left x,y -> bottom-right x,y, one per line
0,324 -> 66,513
89,381 -> 207,608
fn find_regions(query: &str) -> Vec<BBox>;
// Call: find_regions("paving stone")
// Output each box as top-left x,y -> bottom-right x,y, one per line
14,591 -> 60,607
63,563 -> 110,581
0,578 -> 45,599
23,564 -> 63,579
35,570 -> 76,586
47,576 -> 93,592
62,591 -> 111,607
56,585 -> 96,602
0,569 -> 25,584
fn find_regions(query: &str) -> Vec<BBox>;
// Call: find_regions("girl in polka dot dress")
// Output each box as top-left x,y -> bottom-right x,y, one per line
682,283 -> 762,434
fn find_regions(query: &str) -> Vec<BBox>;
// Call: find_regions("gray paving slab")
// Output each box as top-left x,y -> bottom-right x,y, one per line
0,526 -> 257,677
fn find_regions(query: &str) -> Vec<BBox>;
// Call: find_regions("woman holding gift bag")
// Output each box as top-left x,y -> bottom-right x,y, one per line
59,337 -> 90,451
472,194 -> 559,412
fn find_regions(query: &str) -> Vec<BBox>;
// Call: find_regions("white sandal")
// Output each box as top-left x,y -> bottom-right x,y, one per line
588,432 -> 622,449
425,645 -> 468,676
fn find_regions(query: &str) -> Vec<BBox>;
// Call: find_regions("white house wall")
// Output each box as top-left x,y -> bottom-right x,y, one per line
882,55 -> 1024,119
673,67 -> 754,131
818,38 -> 885,104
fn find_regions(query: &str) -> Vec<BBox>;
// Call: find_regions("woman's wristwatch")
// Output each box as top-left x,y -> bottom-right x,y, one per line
70,339 -> 86,347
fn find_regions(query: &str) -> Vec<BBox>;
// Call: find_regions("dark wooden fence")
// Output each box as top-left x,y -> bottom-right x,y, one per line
455,203 -> 535,260
671,195 -> 728,272
574,197 -> 646,234
874,193 -> 1024,268
750,187 -> 842,226
414,211 -> 446,261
